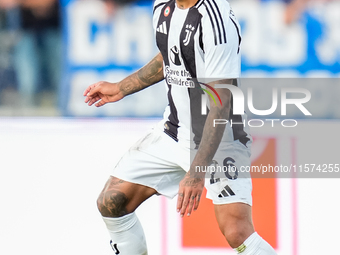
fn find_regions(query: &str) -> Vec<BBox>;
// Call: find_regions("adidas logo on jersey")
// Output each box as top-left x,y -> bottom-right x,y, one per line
157,21 -> 167,35
218,185 -> 235,198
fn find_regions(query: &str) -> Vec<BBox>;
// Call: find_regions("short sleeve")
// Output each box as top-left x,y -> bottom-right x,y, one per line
201,1 -> 241,79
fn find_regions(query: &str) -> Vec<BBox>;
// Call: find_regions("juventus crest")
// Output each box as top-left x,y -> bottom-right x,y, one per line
183,24 -> 195,46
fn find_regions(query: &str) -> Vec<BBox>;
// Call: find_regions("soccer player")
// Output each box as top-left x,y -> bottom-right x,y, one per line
84,0 -> 277,254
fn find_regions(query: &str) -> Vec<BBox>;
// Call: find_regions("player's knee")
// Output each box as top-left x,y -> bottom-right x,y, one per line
96,189 -> 129,218
222,226 -> 250,248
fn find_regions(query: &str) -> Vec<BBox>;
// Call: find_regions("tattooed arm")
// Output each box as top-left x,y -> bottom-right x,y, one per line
177,79 -> 233,217
84,52 -> 164,107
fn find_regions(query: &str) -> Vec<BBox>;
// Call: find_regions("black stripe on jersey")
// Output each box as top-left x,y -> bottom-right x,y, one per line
178,8 -> 207,146
188,84 -> 207,146
199,21 -> 204,52
229,80 -> 250,147
230,113 -> 250,147
153,2 -> 168,14
203,2 -> 217,45
180,8 -> 202,77
165,87 -> 179,142
229,16 -> 242,54
206,0 -> 222,44
155,0 -> 179,142
211,0 -> 227,44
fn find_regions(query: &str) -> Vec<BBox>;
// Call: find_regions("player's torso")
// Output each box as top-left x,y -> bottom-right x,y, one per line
154,0 -> 205,144
153,0 -> 250,147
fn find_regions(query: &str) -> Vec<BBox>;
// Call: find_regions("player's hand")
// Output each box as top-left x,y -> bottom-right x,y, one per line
177,172 -> 204,217
83,81 -> 123,107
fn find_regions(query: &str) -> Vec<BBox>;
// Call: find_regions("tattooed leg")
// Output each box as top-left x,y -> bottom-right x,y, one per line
98,176 -> 156,254
97,189 -> 128,217
97,176 -> 157,218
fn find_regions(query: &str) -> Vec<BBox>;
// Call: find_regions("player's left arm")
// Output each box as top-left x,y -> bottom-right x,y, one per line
177,79 -> 233,217
177,3 -> 241,216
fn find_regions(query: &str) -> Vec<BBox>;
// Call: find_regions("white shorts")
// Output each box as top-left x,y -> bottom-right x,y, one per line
112,125 -> 252,205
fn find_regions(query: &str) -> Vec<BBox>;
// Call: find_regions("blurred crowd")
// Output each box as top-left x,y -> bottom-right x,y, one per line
0,0 -> 144,113
0,0 -> 61,110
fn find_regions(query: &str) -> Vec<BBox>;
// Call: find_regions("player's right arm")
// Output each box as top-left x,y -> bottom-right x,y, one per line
84,52 -> 164,107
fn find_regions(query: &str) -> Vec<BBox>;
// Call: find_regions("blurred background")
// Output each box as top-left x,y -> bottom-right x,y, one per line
0,0 -> 338,116
0,0 -> 339,255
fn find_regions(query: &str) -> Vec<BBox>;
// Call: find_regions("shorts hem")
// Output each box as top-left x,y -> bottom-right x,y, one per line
207,197 -> 252,206
110,173 -> 176,199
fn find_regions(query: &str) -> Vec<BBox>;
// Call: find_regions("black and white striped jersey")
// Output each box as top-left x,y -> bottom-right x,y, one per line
153,0 -> 250,147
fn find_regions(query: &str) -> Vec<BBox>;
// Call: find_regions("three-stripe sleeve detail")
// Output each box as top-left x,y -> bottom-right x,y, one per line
202,0 -> 227,45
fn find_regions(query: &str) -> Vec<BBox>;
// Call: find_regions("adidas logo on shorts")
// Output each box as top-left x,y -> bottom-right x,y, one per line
218,185 -> 235,198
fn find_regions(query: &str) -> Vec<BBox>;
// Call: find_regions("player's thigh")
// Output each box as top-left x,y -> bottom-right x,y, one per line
207,141 -> 254,246
98,176 -> 157,217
